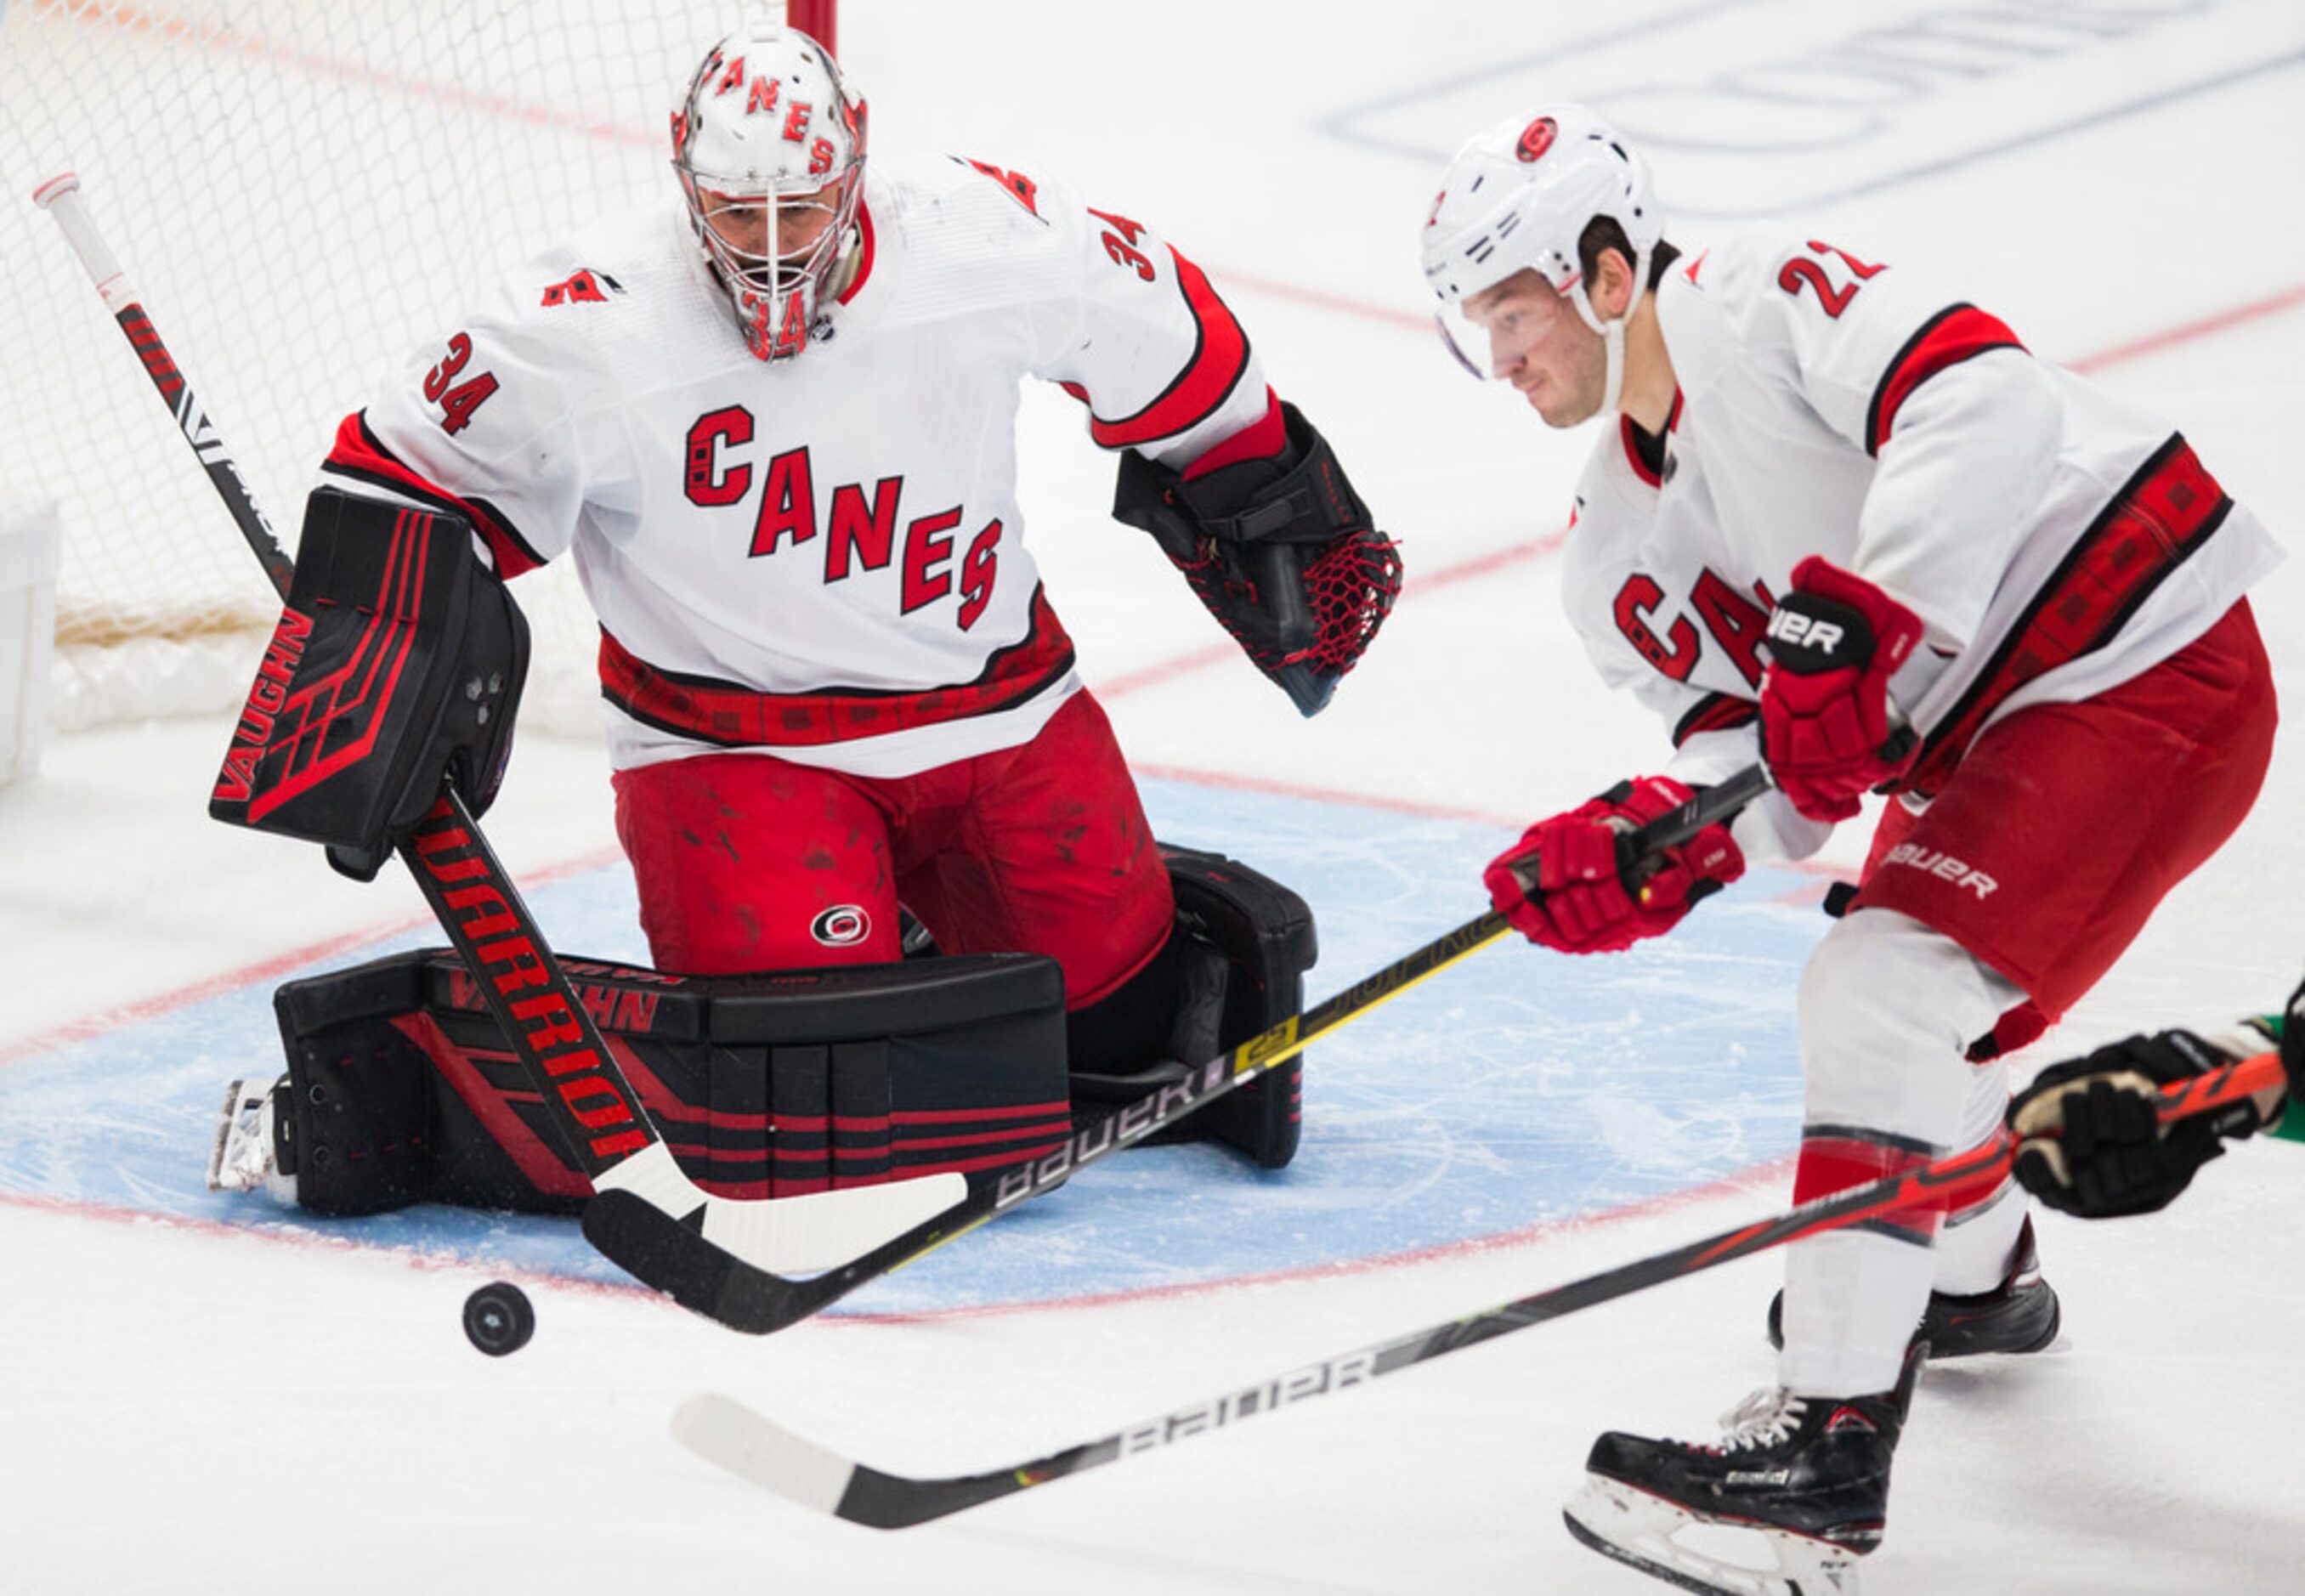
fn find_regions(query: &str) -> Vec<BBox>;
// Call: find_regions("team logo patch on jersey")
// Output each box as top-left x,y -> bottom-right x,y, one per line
810,904 -> 873,948
1516,116 -> 1557,163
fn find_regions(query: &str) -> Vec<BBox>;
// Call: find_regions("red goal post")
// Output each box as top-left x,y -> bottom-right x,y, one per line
3,0 -> 837,735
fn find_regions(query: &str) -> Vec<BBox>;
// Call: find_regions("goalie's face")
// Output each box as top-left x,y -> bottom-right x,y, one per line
1461,270 -> 1606,428
695,184 -> 845,271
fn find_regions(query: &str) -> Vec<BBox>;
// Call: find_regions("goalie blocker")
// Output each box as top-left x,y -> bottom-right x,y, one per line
230,845 -> 1316,1218
210,486 -> 528,882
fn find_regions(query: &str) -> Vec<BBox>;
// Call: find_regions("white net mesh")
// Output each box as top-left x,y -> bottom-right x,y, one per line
2,1 -> 830,733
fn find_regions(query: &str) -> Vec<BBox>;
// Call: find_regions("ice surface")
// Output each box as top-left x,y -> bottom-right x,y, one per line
3,3 -> 2302,1592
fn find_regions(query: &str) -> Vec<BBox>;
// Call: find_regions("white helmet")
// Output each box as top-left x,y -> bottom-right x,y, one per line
671,27 -> 868,361
1421,105 -> 1660,410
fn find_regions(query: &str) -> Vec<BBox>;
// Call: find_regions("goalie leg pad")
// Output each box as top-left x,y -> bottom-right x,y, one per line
1062,843 -> 1317,1168
211,485 -> 529,882
264,948 -> 1072,1215
1164,843 -> 1318,1169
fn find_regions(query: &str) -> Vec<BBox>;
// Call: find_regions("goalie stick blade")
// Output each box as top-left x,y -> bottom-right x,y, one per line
672,1393 -> 1088,1529
581,1169 -> 969,1335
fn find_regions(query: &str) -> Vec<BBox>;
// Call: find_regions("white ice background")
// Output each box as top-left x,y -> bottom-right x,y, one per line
4,2 -> 2304,1592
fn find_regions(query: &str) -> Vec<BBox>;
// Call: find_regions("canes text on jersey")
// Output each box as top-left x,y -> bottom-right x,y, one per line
686,410 -> 1003,630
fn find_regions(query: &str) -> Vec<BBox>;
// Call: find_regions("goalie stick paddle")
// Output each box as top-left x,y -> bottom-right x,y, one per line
584,766 -> 1775,1333
34,172 -> 966,1317
671,1050 -> 2286,1526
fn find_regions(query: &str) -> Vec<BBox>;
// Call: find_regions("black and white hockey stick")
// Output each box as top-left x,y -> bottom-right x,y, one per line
672,1049 -> 2285,1525
585,765 -> 1775,1333
34,172 -> 968,1318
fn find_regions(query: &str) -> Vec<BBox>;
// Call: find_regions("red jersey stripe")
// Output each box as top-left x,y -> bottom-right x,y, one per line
1866,304 -> 2025,456
1086,247 -> 1252,449
321,412 -> 546,577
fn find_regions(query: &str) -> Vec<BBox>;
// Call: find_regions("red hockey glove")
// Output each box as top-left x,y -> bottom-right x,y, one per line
1758,557 -> 1925,822
1483,776 -> 1745,955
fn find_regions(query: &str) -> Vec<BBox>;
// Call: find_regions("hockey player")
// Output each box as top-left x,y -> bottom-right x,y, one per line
1421,105 -> 2280,1592
203,27 -> 1397,1209
2008,979 -> 2304,1220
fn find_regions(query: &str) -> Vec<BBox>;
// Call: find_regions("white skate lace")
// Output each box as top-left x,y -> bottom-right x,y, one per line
1711,1387 -> 1807,1452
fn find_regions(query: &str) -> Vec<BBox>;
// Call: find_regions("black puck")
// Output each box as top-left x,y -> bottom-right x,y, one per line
462,1281 -> 535,1356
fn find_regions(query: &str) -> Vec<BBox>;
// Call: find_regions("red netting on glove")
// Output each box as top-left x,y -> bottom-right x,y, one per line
1288,530 -> 1402,673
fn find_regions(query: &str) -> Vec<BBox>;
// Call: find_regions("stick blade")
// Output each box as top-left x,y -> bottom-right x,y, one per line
673,1394 -> 862,1515
701,1170 -> 969,1275
581,1168 -> 968,1335
672,1392 -> 1031,1530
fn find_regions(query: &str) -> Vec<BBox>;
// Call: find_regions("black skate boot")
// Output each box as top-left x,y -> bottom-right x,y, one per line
1563,1342 -> 1923,1595
1765,1215 -> 2060,1360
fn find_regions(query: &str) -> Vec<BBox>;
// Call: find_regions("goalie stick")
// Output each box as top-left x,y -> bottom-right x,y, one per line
34,172 -> 966,1314
583,763 -> 1776,1333
671,1047 -> 2285,1527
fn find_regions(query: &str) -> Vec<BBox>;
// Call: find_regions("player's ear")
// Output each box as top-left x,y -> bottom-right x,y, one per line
1594,246 -> 1638,320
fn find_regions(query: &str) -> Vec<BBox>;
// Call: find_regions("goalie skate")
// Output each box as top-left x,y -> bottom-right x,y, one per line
204,1075 -> 296,1203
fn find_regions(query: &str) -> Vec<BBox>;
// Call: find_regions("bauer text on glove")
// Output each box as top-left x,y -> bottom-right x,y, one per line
1758,556 -> 1923,822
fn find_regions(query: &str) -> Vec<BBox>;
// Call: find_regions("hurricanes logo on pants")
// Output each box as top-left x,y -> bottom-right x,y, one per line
810,905 -> 872,947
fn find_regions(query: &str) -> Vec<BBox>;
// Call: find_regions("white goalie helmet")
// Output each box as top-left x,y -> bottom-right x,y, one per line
671,26 -> 868,361
1421,105 -> 1661,409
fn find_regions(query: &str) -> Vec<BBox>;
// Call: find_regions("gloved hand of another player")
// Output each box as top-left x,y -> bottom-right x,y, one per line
1758,557 -> 1924,822
1483,776 -> 1744,955
2007,1030 -> 2266,1219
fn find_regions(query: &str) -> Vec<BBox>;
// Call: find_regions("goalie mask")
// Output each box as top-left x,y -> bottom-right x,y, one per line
671,27 -> 868,361
1421,104 -> 1660,413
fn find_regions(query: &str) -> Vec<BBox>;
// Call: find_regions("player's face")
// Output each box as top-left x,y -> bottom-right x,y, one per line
1463,274 -> 1606,427
699,184 -> 841,269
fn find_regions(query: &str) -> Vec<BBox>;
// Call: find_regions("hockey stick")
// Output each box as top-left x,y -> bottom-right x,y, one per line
34,172 -> 967,1310
672,1049 -> 2285,1526
584,764 -> 1775,1333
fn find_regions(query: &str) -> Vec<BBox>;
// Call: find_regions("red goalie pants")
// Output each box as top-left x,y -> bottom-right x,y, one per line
610,690 -> 1175,1009
1855,597 -> 2276,1024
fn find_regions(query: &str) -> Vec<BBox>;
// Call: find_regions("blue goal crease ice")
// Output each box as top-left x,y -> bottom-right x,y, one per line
0,778 -> 1825,1315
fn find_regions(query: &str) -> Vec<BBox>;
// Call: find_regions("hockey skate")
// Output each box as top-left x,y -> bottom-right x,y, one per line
1765,1216 -> 2060,1360
204,1075 -> 297,1204
1562,1343 -> 1923,1596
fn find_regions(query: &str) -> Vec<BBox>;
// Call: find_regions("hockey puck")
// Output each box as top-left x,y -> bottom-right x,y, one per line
462,1281 -> 535,1357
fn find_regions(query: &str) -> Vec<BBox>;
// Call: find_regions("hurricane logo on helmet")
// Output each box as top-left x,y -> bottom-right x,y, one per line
671,26 -> 869,362
1515,116 -> 1558,163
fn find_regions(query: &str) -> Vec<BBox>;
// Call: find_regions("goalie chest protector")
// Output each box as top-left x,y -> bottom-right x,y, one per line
269,949 -> 1071,1215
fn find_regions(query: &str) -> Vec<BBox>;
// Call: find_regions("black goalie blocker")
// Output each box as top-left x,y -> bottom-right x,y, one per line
1114,403 -> 1401,717
258,846 -> 1319,1217
210,486 -> 528,882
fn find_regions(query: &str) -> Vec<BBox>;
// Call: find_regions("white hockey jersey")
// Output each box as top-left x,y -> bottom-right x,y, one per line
321,155 -> 1274,777
1561,235 -> 2280,859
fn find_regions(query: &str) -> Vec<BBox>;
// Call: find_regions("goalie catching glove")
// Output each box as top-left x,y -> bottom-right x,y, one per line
1483,775 -> 1743,954
210,486 -> 529,881
1113,399 -> 1401,716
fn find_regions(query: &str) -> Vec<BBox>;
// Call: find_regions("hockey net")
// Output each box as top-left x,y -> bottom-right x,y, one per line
2,0 -> 836,735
